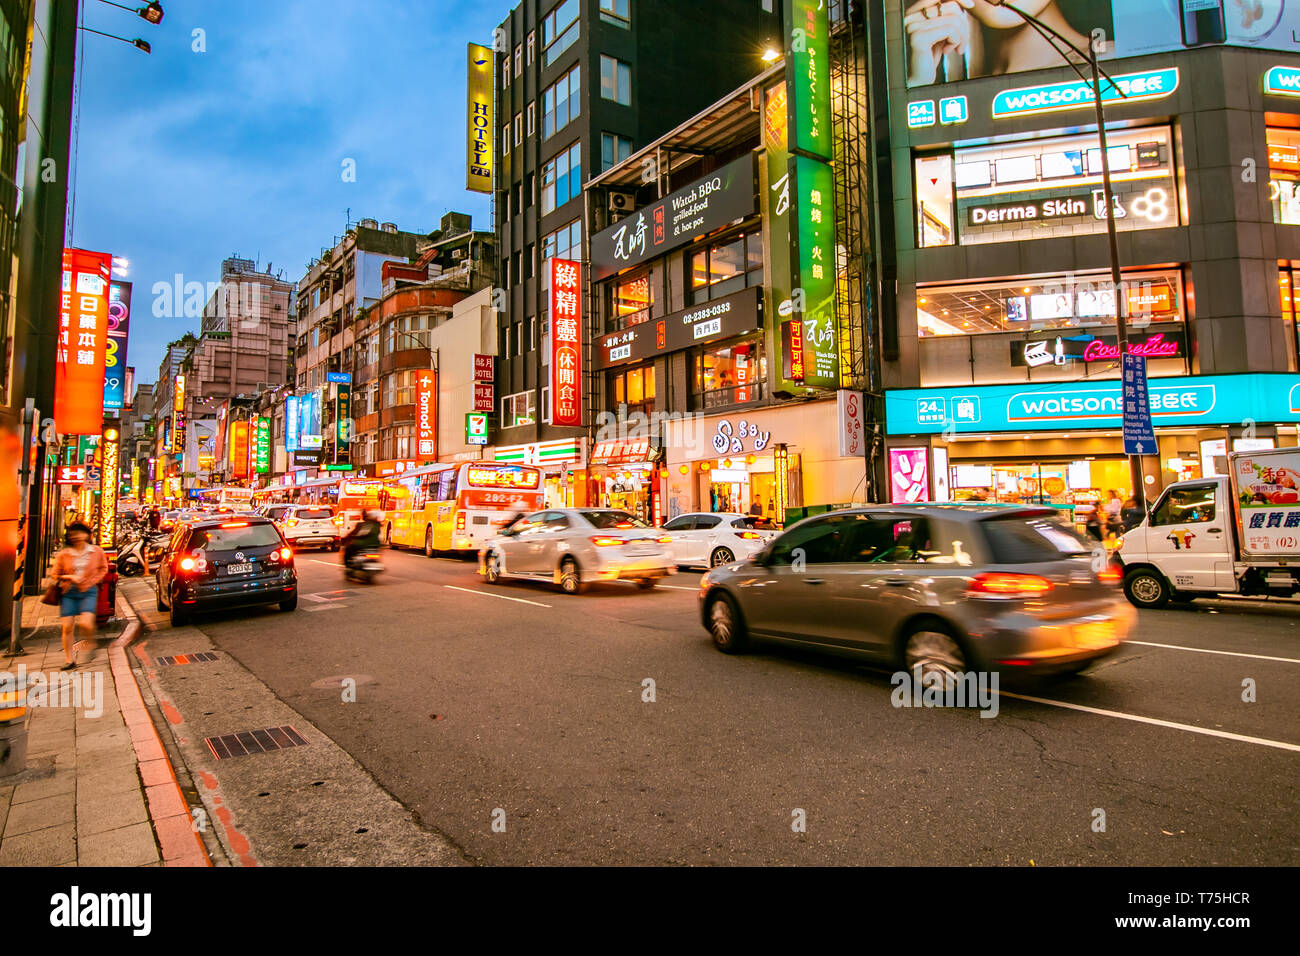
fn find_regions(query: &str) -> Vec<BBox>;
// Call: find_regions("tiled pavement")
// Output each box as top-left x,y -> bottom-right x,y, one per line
0,580 -> 210,867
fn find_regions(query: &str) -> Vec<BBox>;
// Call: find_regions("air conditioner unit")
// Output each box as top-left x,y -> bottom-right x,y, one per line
608,191 -> 636,214
451,248 -> 465,260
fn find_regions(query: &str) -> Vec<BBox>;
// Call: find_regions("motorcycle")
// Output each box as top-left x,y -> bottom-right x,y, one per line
343,549 -> 384,584
116,530 -> 169,577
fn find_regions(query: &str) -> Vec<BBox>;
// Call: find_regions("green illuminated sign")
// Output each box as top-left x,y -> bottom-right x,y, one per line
786,0 -> 831,161
792,154 -> 838,389
324,463 -> 354,472
254,417 -> 271,474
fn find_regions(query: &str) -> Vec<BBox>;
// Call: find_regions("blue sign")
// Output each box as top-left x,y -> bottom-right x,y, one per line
1264,66 -> 1300,98
1121,354 -> 1156,456
885,373 -> 1300,436
991,68 -> 1179,119
907,100 -> 935,129
326,372 -> 352,384
938,96 -> 967,125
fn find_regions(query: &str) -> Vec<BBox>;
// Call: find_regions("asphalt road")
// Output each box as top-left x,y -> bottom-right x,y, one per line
183,546 -> 1300,866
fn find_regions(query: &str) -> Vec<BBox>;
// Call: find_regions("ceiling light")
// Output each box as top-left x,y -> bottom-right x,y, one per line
762,48 -> 781,63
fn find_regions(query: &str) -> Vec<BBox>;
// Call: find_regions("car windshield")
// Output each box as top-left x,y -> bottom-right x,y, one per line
186,524 -> 282,552
581,510 -> 649,529
296,508 -> 333,520
734,516 -> 774,530
981,514 -> 1093,563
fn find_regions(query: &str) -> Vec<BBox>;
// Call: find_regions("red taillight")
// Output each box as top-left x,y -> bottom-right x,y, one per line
456,513 -> 466,530
967,572 -> 1054,597
220,521 -> 249,528
280,546 -> 292,561
615,521 -> 634,529
737,531 -> 761,540
1098,566 -> 1122,585
590,535 -> 625,547
286,518 -> 298,527
332,515 -> 344,526
178,556 -> 195,571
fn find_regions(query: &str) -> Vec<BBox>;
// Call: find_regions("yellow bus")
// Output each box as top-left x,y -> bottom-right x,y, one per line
386,462 -> 545,556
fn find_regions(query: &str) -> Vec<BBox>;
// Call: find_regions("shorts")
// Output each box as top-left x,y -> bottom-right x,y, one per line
60,585 -> 98,618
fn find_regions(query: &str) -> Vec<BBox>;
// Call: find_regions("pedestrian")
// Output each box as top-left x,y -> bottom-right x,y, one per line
1105,489 -> 1123,526
147,507 -> 161,531
1121,497 -> 1143,531
1085,503 -> 1108,542
749,497 -> 763,516
44,521 -> 108,670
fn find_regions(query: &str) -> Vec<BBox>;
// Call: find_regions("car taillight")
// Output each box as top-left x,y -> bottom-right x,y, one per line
286,518 -> 298,527
737,531 -> 761,539
967,572 -> 1054,597
220,521 -> 248,528
1097,566 -> 1122,585
590,536 -> 625,547
177,553 -> 207,573
456,513 -> 466,530
332,515 -> 344,526
178,556 -> 194,571
281,546 -> 292,560
656,535 -> 672,544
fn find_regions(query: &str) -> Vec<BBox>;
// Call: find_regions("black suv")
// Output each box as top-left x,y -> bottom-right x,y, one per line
156,516 -> 298,627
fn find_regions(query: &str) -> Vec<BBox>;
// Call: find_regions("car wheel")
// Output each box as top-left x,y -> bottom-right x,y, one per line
636,577 -> 657,590
1123,567 -> 1170,609
710,547 -> 735,567
559,558 -> 586,595
903,624 -> 967,680
424,527 -> 435,558
485,552 -> 502,584
169,599 -> 189,628
707,592 -> 749,654
279,594 -> 298,612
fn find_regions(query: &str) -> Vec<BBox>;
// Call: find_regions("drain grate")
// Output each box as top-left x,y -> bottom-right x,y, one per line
156,652 -> 218,666
205,725 -> 308,760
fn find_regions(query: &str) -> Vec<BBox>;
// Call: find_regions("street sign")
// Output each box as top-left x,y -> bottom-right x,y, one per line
326,372 -> 352,384
1121,353 -> 1156,455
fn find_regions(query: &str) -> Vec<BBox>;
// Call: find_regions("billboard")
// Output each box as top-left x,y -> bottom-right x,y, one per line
254,417 -> 271,474
904,0 -> 1300,89
103,281 -> 131,410
415,369 -> 436,461
299,390 -> 322,450
285,396 -> 300,452
549,258 -> 582,427
55,248 -> 112,435
467,43 -> 494,193
230,421 -> 250,479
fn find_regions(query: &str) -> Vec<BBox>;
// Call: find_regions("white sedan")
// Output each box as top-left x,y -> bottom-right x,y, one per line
657,512 -> 777,569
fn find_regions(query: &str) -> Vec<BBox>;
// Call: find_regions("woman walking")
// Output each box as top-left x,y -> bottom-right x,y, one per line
45,521 -> 108,670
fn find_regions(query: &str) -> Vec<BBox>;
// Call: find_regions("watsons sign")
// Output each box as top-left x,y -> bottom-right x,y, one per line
967,196 -> 1088,226
991,68 -> 1179,119
884,373 -> 1300,436
1264,66 -> 1300,98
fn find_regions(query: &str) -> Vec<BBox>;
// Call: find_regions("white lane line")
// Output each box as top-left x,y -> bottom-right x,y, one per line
443,585 -> 552,608
305,559 -> 342,567
660,585 -> 698,591
1000,691 -> 1300,754
1126,640 -> 1300,665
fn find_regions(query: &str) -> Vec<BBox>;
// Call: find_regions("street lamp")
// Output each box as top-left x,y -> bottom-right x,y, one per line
991,1 -> 1146,505
96,0 -> 165,24
79,27 -> 151,53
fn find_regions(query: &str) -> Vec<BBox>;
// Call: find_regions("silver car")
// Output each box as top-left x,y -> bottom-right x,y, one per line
480,508 -> 676,594
657,512 -> 779,568
698,504 -> 1134,678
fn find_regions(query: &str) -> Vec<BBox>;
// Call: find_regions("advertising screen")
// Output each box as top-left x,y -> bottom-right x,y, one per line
299,390 -> 323,450
103,281 -> 131,410
55,248 -> 112,435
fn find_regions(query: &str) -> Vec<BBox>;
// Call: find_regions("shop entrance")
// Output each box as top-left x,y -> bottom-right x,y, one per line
948,457 -> 1133,537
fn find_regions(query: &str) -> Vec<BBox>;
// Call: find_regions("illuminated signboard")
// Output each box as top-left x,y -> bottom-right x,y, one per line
335,381 -> 352,446
415,369 -> 436,461
466,43 -> 494,193
466,413 -> 489,446
254,417 -> 271,474
299,390 -> 322,450
466,464 -> 541,490
784,319 -> 805,383
991,68 -> 1180,120
792,154 -> 838,388
230,421 -> 250,478
285,396 -> 300,452
172,411 -> 185,454
472,354 -> 494,381
173,373 -> 185,413
787,0 -> 831,161
1265,65 -> 1300,98
103,281 -> 132,410
549,258 -> 582,427
99,427 -> 120,547
55,248 -> 112,435
57,465 -> 87,484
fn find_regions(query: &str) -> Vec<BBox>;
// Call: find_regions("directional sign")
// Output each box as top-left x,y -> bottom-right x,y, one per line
1121,353 -> 1157,456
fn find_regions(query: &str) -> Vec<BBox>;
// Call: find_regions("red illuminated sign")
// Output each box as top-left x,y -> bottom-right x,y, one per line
473,382 -> 495,412
786,319 -> 806,383
465,463 -> 542,490
472,354 -> 495,382
415,369 -> 437,461
549,258 -> 582,427
231,421 -> 250,479
55,249 -> 112,435
57,465 -> 87,484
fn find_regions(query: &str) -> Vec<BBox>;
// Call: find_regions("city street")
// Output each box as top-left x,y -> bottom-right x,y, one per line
143,547 -> 1300,867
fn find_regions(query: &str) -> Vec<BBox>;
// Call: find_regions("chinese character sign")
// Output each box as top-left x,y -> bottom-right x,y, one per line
55,248 -> 112,435
103,281 -> 132,410
793,154 -> 838,389
415,369 -> 437,461
549,258 -> 582,427
466,43 -> 494,193
230,421 -> 250,479
255,417 -> 272,474
787,0 -> 832,161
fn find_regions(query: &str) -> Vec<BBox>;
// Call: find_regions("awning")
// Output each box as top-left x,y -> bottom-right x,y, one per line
590,438 -> 660,465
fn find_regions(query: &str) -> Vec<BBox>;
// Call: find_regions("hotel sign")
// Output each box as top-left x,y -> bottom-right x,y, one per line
466,43 -> 494,193
991,68 -> 1179,119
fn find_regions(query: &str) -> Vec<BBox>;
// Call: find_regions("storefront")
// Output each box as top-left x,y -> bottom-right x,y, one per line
588,437 -> 662,523
491,438 -> 586,508
885,372 -> 1300,531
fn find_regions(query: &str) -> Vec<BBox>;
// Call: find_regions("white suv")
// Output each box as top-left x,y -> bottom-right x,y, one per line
281,505 -> 343,551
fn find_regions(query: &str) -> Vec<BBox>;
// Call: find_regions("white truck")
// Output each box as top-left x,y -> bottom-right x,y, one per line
1115,447 -> 1300,608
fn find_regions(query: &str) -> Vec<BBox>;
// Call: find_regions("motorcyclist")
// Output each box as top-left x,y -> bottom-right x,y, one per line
342,509 -> 383,568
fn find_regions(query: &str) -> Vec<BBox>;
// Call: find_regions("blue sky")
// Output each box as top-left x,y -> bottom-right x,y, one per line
70,0 -> 503,387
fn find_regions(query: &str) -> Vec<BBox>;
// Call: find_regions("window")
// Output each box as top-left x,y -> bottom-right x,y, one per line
662,515 -> 695,532
689,231 -> 763,304
383,370 -> 417,408
693,514 -> 722,529
1151,483 -> 1217,526
542,219 -> 583,271
527,102 -> 535,136
526,31 -> 535,65
840,517 -> 941,564
601,132 -> 632,172
514,112 -> 522,147
543,0 -> 579,66
502,56 -> 510,89
611,272 -> 652,328
915,153 -> 954,248
525,244 -> 535,280
541,385 -> 551,422
541,142 -> 582,215
694,340 -> 763,408
981,515 -> 1091,563
1268,126 -> 1300,225
767,515 -> 857,565
526,173 -> 535,206
600,0 -> 630,25
501,390 -> 537,428
502,124 -> 510,156
610,363 -> 654,412
514,44 -> 522,76
600,55 -> 631,105
542,65 -> 580,140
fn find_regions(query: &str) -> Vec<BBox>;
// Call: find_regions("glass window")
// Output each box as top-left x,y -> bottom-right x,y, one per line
581,510 -> 649,529
542,219 -> 583,271
514,44 -> 522,76
1280,263 -> 1300,372
501,391 -> 537,428
662,515 -> 695,531
980,514 -> 1093,563
186,524 -> 282,551
600,0 -> 630,24
502,57 -> 510,89
612,272 -> 652,327
600,55 -> 631,105
541,142 -> 582,215
543,0 -> 580,65
694,340 -> 762,408
601,132 -> 632,171
1268,126 -> 1300,225
502,124 -> 510,155
915,154 -> 954,248
542,65 -> 581,140
514,112 -> 522,146
694,514 -> 722,529
767,515 -> 855,565
609,364 -> 654,411
526,31 -> 535,64
689,231 -> 762,304
841,517 -> 938,563
527,102 -> 535,136
1150,484 -> 1217,526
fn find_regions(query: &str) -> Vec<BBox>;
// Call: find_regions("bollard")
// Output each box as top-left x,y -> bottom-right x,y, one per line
0,691 -> 29,777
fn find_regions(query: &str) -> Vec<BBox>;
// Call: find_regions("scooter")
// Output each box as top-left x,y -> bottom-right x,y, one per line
116,531 -> 169,577
343,549 -> 384,584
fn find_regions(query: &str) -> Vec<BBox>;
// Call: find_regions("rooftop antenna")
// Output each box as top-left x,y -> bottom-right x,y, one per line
346,207 -> 352,229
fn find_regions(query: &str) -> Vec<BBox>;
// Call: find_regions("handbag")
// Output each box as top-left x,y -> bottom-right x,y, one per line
41,583 -> 61,606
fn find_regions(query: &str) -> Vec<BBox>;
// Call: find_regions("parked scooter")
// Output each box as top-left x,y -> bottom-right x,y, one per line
116,530 -> 169,576
343,550 -> 384,585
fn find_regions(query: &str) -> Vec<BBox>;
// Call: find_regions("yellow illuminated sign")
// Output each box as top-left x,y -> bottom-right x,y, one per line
466,43 -> 494,194
98,428 -> 120,547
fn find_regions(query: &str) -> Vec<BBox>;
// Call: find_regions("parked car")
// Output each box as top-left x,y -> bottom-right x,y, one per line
480,508 -> 675,594
259,503 -> 295,524
280,504 -> 344,551
698,504 -> 1133,679
657,512 -> 778,568
155,516 -> 297,627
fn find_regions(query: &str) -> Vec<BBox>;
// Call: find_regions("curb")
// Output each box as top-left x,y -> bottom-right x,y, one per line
112,590 -> 212,867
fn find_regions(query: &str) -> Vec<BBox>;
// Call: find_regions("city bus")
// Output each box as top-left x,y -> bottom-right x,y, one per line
386,461 -> 544,556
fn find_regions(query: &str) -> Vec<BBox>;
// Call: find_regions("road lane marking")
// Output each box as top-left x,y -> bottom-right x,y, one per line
1000,691 -> 1300,754
1127,640 -> 1300,665
443,585 -> 552,608
660,585 -> 698,591
306,559 -> 343,568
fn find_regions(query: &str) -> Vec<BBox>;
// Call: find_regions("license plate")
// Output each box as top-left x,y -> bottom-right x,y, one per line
226,562 -> 254,575
1073,620 -> 1117,649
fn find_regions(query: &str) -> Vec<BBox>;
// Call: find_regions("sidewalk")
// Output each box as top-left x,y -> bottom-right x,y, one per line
0,583 -> 211,867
